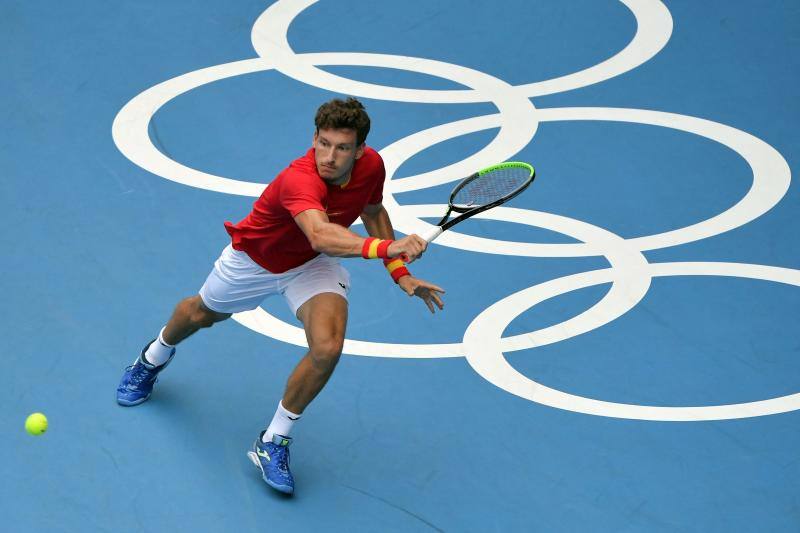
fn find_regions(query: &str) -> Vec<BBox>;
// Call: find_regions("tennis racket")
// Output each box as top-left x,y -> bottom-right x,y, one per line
419,161 -> 535,243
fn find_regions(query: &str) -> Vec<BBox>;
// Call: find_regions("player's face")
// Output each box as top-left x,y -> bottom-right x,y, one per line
313,128 -> 364,185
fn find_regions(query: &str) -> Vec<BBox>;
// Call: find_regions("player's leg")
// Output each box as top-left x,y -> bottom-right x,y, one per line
117,244 -> 275,406
115,297 -> 231,407
162,295 -> 232,346
248,255 -> 350,495
249,292 -> 347,495
284,291 -> 348,413
138,296 -> 233,366
266,255 -> 351,436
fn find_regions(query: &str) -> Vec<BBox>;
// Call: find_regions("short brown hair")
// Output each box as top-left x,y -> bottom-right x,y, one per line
314,97 -> 371,146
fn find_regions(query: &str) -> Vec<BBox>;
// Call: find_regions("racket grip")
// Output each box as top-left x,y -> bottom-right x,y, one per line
419,226 -> 443,243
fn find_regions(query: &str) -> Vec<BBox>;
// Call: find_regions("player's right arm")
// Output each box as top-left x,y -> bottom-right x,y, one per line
293,209 -> 427,262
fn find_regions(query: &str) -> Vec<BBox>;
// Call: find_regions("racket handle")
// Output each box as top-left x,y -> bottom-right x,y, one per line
419,226 -> 443,243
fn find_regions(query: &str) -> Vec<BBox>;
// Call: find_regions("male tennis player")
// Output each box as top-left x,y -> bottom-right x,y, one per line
116,97 -> 444,495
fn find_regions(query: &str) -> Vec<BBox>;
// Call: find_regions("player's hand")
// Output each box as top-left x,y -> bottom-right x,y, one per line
398,275 -> 445,313
388,234 -> 427,263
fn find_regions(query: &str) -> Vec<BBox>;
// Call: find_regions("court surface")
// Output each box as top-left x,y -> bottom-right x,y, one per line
3,1 -> 800,531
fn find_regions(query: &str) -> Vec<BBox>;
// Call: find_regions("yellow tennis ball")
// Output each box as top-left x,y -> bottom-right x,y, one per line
25,412 -> 48,436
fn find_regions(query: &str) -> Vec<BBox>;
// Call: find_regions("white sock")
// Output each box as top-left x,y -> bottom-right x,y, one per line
143,327 -> 174,366
263,401 -> 302,442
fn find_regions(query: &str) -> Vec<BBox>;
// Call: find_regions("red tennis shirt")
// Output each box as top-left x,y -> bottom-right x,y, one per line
224,146 -> 386,273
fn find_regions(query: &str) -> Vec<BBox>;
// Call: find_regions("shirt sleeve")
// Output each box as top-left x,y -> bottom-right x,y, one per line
280,170 -> 327,217
367,155 -> 386,205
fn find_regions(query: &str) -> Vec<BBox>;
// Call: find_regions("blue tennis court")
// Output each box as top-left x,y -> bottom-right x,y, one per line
3,1 -> 800,531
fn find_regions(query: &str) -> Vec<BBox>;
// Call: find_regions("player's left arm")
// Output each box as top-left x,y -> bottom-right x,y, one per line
360,203 -> 445,313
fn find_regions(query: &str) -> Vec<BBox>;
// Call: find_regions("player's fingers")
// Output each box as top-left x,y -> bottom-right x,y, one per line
424,297 -> 435,313
410,234 -> 428,251
407,239 -> 425,258
431,292 -> 444,309
421,282 -> 445,293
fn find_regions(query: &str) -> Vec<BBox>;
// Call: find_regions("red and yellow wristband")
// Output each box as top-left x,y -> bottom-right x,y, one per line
383,257 -> 410,283
361,237 -> 393,259
361,237 -> 411,282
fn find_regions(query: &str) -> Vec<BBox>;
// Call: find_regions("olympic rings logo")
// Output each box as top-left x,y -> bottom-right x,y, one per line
113,0 -> 795,421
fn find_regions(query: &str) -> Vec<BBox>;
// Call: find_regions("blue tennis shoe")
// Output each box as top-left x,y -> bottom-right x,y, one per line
248,432 -> 295,494
116,340 -> 174,406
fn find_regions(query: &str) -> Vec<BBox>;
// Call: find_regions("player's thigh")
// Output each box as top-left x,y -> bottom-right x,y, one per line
297,292 -> 348,355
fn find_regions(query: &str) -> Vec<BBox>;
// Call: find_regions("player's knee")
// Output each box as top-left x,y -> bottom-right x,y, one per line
176,297 -> 198,317
310,337 -> 343,370
181,297 -> 224,329
192,310 -> 216,329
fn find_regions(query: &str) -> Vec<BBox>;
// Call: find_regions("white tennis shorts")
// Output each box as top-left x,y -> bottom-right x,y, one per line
199,244 -> 350,316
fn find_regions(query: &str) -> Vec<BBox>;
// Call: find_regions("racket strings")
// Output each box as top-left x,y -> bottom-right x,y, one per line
452,166 -> 531,207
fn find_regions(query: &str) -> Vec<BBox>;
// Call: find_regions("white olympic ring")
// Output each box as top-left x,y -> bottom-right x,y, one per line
465,262 -> 800,421
112,0 -> 794,421
252,0 -> 673,101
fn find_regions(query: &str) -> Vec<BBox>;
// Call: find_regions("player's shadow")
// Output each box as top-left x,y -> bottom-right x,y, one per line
141,378 -> 299,501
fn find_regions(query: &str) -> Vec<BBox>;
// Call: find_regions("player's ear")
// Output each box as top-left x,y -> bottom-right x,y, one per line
312,130 -> 318,145
355,142 -> 365,159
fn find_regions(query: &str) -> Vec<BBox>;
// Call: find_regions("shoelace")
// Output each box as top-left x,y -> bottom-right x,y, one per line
274,447 -> 290,473
128,363 -> 155,386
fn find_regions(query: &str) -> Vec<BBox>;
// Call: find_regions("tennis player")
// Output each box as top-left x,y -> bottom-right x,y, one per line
116,97 -> 444,495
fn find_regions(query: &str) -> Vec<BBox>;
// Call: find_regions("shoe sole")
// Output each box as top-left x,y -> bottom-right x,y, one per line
116,393 -> 151,406
247,451 -> 294,494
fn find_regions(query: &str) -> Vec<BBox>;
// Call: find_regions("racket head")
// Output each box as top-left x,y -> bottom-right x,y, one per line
449,161 -> 535,212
